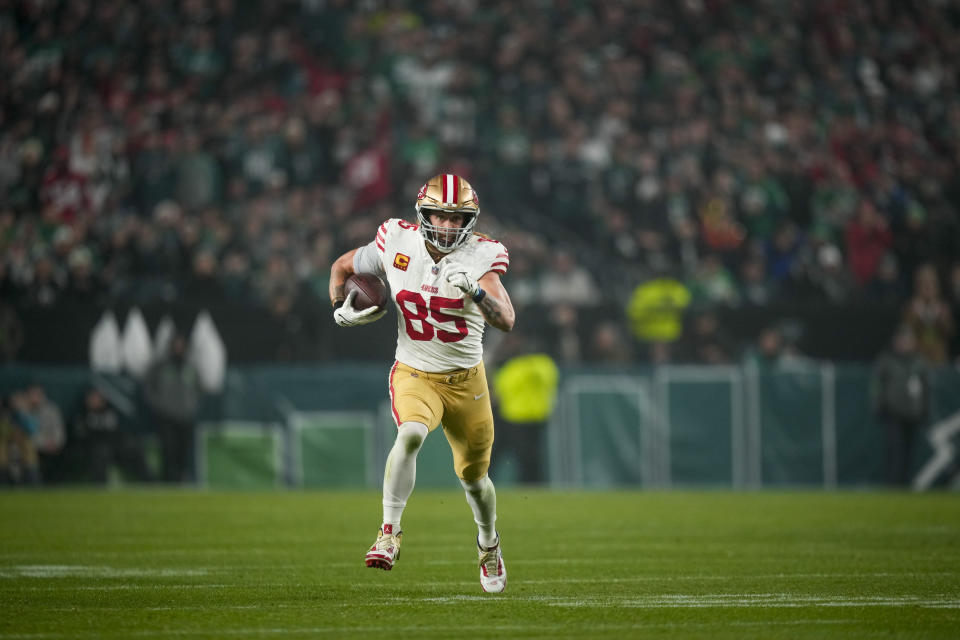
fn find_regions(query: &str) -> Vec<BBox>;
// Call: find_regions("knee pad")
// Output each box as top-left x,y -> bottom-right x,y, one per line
396,421 -> 428,455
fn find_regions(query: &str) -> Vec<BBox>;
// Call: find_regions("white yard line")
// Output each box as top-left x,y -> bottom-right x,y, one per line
0,566 -> 208,579
0,619 -> 860,639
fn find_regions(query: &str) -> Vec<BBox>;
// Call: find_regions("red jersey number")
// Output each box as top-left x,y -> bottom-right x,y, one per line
396,291 -> 467,343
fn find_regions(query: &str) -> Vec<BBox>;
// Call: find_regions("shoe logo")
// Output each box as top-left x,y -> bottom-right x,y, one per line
383,524 -> 393,534
474,392 -> 486,400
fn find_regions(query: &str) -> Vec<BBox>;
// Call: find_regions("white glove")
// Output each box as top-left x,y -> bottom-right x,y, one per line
441,261 -> 480,298
334,290 -> 387,327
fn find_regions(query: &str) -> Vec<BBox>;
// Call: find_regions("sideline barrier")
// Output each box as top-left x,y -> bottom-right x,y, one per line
2,363 -> 957,489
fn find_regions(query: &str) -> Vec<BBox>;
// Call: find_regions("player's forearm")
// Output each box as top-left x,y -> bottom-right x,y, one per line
478,292 -> 514,332
329,249 -> 357,307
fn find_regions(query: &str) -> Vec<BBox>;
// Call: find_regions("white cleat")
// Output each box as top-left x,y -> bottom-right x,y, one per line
478,535 -> 506,593
365,525 -> 402,571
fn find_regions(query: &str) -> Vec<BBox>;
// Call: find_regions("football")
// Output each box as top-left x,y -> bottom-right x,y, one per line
345,273 -> 388,311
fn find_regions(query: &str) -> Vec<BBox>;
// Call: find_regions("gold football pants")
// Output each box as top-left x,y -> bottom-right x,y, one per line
388,360 -> 494,482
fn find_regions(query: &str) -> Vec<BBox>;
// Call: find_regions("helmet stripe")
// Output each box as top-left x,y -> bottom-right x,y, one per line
443,173 -> 455,206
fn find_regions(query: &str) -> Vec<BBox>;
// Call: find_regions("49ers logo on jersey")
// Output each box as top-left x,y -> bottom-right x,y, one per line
393,253 -> 410,271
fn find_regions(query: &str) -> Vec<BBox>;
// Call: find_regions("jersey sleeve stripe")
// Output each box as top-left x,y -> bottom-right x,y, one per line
495,252 -> 509,259
375,220 -> 389,254
491,267 -> 507,275
490,261 -> 509,270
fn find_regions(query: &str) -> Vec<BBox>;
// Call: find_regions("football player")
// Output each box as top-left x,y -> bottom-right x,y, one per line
329,174 -> 514,593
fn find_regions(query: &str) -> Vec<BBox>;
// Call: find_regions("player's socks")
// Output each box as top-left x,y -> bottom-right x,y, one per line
382,421 -> 428,525
461,475 -> 498,548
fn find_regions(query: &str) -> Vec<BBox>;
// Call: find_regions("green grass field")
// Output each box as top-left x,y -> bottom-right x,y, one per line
1,489 -> 958,639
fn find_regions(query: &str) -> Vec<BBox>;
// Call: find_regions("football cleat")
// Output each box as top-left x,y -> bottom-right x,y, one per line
477,535 -> 506,593
365,524 -> 402,570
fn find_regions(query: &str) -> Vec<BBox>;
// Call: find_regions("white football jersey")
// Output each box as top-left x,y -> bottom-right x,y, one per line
353,218 -> 509,372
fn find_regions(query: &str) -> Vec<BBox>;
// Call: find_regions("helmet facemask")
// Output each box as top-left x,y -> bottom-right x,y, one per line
414,174 -> 481,253
416,206 -> 478,253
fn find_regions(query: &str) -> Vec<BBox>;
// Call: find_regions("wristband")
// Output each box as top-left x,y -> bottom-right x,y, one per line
471,288 -> 486,304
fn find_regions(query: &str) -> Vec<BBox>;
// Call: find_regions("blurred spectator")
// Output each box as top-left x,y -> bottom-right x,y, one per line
893,202 -> 934,284
546,304 -> 582,365
745,325 -> 808,368
25,383 -> 66,483
902,264 -> 954,366
539,250 -> 600,307
174,131 -> 221,210
697,169 -> 746,261
688,254 -> 739,307
740,159 -> 789,243
0,391 -> 40,485
845,199 -> 893,288
647,341 -> 673,366
765,221 -> 805,287
500,252 -> 540,309
871,327 -> 930,487
949,262 -> 960,361
588,320 -> 635,364
143,333 -> 203,483
737,255 -> 775,307
677,311 -> 738,364
867,252 -> 906,305
40,146 -> 90,221
62,247 -> 101,303
490,333 -> 559,485
72,386 -> 151,484
803,243 -> 856,303
22,254 -> 65,308
182,248 -> 223,301
220,248 -> 253,301
0,302 -> 24,362
627,276 -> 691,346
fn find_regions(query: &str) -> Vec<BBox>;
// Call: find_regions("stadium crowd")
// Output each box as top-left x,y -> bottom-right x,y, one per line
1,0 -> 960,366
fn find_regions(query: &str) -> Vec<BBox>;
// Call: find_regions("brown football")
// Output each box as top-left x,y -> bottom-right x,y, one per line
345,273 -> 389,311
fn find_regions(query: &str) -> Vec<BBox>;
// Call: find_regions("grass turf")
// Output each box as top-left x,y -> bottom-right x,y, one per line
1,489 -> 958,639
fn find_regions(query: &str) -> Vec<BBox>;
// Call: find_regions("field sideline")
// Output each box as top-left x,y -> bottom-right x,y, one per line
1,489 -> 958,639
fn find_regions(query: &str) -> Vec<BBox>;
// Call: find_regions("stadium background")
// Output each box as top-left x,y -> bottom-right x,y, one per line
1,0 -> 960,489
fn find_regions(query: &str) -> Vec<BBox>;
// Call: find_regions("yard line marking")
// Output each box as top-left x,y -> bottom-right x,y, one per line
543,593 -> 960,609
0,566 -> 208,579
346,571 -> 959,586
39,604 -> 305,612
340,593 -> 960,610
0,619 -> 859,639
0,584 -> 235,592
